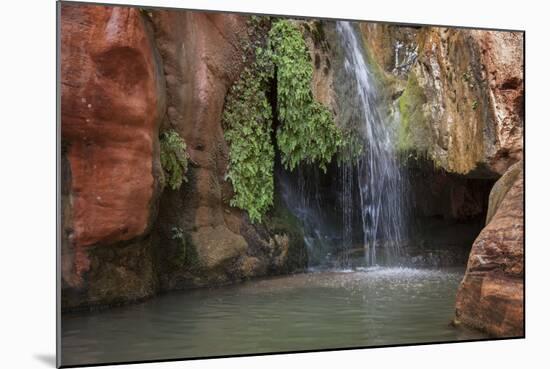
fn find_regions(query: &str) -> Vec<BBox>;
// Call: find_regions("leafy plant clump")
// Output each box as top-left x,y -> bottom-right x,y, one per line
160,129 -> 189,191
337,129 -> 364,164
223,18 -> 345,222
269,20 -> 343,172
222,20 -> 275,223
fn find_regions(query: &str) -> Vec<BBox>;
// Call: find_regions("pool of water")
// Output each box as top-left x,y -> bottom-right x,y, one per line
61,267 -> 487,366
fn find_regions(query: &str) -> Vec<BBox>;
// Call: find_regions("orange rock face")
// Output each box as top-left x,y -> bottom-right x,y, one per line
150,11 -> 256,289
470,31 -> 524,174
150,11 -> 247,195
455,162 -> 524,336
360,25 -> 523,177
61,4 -> 165,286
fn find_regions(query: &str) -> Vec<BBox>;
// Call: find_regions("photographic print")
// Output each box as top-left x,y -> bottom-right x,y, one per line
58,1 -> 524,366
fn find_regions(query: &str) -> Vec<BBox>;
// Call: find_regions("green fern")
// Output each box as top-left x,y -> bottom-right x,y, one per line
160,130 -> 189,191
223,41 -> 275,223
222,18 -> 345,222
269,20 -> 343,172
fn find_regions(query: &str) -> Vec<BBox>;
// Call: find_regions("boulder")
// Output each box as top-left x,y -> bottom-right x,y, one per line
192,226 -> 248,270
485,160 -> 523,224
455,161 -> 524,336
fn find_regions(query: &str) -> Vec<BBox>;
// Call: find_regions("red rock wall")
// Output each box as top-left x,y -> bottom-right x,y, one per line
149,11 -> 259,289
150,11 -> 247,231
60,6 -> 301,309
61,4 -> 165,289
455,162 -> 524,336
147,12 -> 301,290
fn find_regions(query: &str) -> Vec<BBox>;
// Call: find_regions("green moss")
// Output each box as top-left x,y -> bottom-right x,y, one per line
397,73 -> 428,154
160,130 -> 189,191
264,193 -> 308,272
365,45 -> 392,87
360,32 -> 403,96
269,20 -> 343,172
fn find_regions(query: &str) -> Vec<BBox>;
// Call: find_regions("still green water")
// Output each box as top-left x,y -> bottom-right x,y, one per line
61,267 -> 487,366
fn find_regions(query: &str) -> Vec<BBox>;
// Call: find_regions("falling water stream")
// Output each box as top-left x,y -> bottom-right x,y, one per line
338,21 -> 408,266
280,22 -> 407,268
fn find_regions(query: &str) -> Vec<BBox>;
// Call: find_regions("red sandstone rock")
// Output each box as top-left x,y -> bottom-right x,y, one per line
455,161 -> 524,336
150,11 -> 256,287
150,13 -> 301,288
150,10 -> 248,222
61,4 -> 165,286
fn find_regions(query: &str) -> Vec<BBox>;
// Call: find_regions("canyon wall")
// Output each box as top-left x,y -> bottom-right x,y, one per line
61,5 -> 306,311
361,24 -> 524,177
148,10 -> 303,291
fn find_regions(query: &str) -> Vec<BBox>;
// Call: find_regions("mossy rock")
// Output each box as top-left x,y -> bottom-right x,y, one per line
263,192 -> 308,273
397,73 -> 430,154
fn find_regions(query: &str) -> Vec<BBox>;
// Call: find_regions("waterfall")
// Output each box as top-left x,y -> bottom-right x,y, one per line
277,21 -> 408,269
336,21 -> 407,266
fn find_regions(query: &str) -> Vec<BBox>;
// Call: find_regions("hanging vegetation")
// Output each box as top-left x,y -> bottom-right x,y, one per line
269,20 -> 343,172
222,18 -> 275,223
223,18 -> 345,222
160,129 -> 189,191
